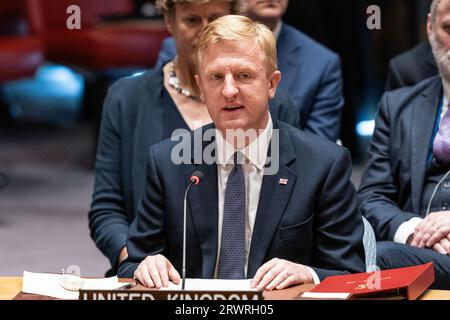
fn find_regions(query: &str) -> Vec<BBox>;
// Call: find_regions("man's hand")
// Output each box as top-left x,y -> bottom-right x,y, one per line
410,211 -> 450,252
431,237 -> 450,255
133,254 -> 181,289
250,258 -> 314,291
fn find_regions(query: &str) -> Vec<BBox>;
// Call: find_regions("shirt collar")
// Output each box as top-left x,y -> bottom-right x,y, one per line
273,21 -> 283,40
215,115 -> 273,171
442,77 -> 450,113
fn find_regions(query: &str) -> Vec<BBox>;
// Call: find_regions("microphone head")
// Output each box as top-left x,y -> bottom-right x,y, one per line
189,171 -> 204,185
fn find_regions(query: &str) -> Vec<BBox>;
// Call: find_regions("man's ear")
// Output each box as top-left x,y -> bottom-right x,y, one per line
195,74 -> 201,88
268,71 -> 282,99
427,13 -> 433,40
195,74 -> 204,102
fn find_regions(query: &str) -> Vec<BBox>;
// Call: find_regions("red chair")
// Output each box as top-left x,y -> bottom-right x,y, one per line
0,0 -> 43,83
0,37 -> 43,83
22,0 -> 170,163
24,0 -> 170,70
0,0 -> 43,190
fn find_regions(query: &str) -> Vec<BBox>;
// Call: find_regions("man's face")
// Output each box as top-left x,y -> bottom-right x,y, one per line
428,0 -> 450,80
243,0 -> 289,21
165,1 -> 231,66
195,39 -> 281,135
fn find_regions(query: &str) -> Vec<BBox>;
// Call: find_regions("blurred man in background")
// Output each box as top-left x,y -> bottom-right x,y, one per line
359,0 -> 450,289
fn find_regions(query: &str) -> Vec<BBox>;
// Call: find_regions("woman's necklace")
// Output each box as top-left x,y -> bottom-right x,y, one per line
168,61 -> 201,102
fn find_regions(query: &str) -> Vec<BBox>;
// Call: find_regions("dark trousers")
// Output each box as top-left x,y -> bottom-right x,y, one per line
377,241 -> 450,289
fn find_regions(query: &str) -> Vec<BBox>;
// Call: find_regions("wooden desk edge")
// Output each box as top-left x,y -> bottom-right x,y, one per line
1,278 -> 449,300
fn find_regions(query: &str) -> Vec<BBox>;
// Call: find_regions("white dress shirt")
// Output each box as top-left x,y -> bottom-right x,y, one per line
394,79 -> 449,244
213,116 -> 320,283
272,20 -> 282,40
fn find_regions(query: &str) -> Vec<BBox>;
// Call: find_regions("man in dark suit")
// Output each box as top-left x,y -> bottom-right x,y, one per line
118,15 -> 365,289
88,0 -> 298,277
385,40 -> 438,91
156,0 -> 344,142
359,0 -> 450,289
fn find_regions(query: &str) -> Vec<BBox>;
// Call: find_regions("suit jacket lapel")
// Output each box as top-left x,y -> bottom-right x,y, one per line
185,127 -> 218,278
247,124 -> 297,277
410,80 -> 441,213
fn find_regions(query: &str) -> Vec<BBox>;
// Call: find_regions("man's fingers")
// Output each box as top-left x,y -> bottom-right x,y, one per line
439,238 -> 450,255
251,259 -> 278,288
433,243 -> 447,255
137,262 -> 155,288
133,268 -> 145,287
425,224 -> 450,248
276,275 -> 298,290
168,263 -> 181,284
148,258 -> 163,288
410,228 -> 424,247
419,231 -> 433,248
142,263 -> 155,288
255,266 -> 281,291
266,270 -> 289,291
155,256 -> 170,287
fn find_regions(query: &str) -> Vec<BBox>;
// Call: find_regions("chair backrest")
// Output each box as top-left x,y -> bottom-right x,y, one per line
24,0 -> 134,34
0,0 -> 26,36
0,0 -> 22,14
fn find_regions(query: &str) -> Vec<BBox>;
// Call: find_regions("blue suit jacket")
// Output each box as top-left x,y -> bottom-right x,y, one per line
88,67 -> 300,273
358,76 -> 442,240
156,23 -> 344,141
385,41 -> 437,91
118,121 -> 365,280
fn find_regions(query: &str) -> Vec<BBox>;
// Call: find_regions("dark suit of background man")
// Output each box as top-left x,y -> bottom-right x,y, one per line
385,40 -> 438,91
157,0 -> 344,142
118,15 -> 365,290
359,0 -> 450,289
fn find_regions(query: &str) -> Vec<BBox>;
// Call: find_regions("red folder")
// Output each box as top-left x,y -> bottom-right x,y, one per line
308,263 -> 435,300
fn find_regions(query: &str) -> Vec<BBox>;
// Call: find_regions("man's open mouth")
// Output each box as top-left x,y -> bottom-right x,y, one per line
223,105 -> 244,111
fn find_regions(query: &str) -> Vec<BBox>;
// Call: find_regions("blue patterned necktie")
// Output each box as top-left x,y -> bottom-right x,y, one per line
433,107 -> 450,165
218,152 -> 246,279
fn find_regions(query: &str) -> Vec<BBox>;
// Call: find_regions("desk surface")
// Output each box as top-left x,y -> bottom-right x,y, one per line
0,277 -> 23,300
1,277 -> 449,300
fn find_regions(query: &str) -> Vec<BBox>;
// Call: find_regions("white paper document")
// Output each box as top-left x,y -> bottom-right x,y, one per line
22,271 -> 125,300
300,292 -> 350,300
160,279 -> 258,291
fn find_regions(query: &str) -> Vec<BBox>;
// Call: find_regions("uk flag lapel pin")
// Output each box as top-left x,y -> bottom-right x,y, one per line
279,178 -> 289,185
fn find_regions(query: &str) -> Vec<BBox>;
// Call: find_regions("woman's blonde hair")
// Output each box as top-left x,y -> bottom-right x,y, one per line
196,15 -> 277,75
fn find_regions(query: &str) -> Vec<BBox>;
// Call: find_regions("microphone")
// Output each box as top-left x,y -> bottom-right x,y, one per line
182,171 -> 203,290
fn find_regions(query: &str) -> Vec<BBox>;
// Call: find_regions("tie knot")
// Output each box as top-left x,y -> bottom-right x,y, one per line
433,108 -> 450,165
233,151 -> 247,165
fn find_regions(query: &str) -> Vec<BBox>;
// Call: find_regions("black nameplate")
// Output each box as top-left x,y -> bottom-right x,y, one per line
79,290 -> 263,301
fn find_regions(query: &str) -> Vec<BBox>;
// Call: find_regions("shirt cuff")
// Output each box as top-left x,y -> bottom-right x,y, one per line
394,217 -> 423,244
304,266 -> 320,284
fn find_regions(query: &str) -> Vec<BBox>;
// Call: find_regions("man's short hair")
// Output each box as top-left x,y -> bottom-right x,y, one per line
196,15 -> 278,75
155,0 -> 241,17
430,0 -> 442,24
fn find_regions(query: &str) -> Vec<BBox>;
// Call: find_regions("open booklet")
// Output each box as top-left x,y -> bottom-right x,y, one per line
21,271 -> 131,300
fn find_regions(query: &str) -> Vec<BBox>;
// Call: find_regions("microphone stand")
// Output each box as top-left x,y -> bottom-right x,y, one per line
182,171 -> 202,290
182,179 -> 196,290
